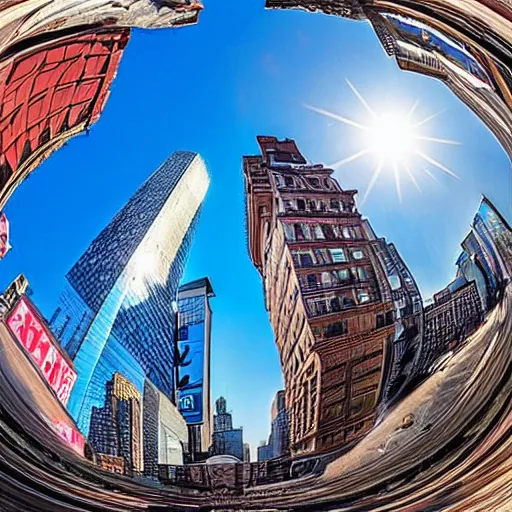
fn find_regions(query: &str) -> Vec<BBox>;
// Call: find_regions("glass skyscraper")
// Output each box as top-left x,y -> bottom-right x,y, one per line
50,151 -> 209,436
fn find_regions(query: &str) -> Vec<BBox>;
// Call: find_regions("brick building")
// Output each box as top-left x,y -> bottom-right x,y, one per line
244,136 -> 401,455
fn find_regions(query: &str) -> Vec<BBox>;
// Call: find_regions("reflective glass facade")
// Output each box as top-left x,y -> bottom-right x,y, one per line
50,151 -> 209,435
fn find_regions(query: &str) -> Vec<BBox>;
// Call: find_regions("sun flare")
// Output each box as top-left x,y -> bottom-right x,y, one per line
305,80 -> 461,203
368,113 -> 416,160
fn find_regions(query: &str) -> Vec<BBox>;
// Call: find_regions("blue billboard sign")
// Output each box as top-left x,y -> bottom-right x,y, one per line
177,297 -> 205,425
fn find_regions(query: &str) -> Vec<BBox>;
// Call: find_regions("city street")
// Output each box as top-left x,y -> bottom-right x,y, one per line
0,285 -> 510,510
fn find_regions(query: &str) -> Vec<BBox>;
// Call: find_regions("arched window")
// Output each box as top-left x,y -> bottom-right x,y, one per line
307,177 -> 320,188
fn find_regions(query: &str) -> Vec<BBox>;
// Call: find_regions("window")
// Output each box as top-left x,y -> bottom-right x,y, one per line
315,249 -> 329,264
388,275 -> 401,290
307,274 -> 318,288
330,199 -> 340,210
308,200 -> 317,211
342,295 -> 356,307
338,269 -> 350,281
303,224 -> 312,240
358,291 -> 370,304
282,223 -> 294,241
285,176 -> 294,187
300,253 -> 314,266
322,224 -> 335,240
319,201 -> 327,212
324,321 -> 348,338
330,297 -> 342,312
342,227 -> 351,239
386,311 -> 394,325
307,177 -> 320,188
329,248 -> 347,263
314,225 -> 325,240
297,199 -> 306,211
294,224 -> 304,241
357,267 -> 368,280
376,314 -> 385,329
310,298 -> 327,315
321,272 -> 332,287
352,249 -> 365,260
353,226 -> 363,239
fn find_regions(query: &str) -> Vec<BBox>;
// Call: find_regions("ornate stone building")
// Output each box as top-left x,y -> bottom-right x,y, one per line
244,136 -> 399,455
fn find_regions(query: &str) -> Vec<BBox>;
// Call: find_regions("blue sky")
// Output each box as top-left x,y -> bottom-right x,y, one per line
0,0 -> 510,456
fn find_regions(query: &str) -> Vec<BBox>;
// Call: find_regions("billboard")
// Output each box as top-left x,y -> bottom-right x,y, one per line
7,297 -> 77,405
177,322 -> 205,424
51,419 -> 85,456
0,212 -> 10,259
177,296 -> 205,425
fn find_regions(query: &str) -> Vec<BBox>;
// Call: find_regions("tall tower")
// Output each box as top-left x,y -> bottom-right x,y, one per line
89,373 -> 143,474
50,151 -> 209,434
212,396 -> 243,460
244,136 -> 397,455
270,389 -> 290,458
177,277 -> 215,461
213,396 -> 233,432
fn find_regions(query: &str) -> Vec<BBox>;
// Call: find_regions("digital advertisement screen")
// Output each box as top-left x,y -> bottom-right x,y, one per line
177,321 -> 204,424
7,297 -> 77,405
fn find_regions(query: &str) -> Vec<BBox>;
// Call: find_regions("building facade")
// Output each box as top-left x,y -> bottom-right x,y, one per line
458,196 -> 512,313
177,278 -> 215,461
49,151 -> 209,440
89,373 -> 143,474
243,443 -> 251,463
244,136 -> 401,455
213,397 -> 233,432
419,279 -> 483,373
362,226 -> 424,404
142,380 -> 188,477
258,390 -> 291,461
269,390 -> 290,458
212,396 -> 244,460
257,441 -> 274,462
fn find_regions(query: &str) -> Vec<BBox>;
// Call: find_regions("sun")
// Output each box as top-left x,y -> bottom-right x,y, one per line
368,113 -> 417,161
304,80 -> 461,203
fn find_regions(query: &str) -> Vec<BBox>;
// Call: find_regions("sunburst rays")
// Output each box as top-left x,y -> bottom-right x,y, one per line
305,80 -> 460,204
